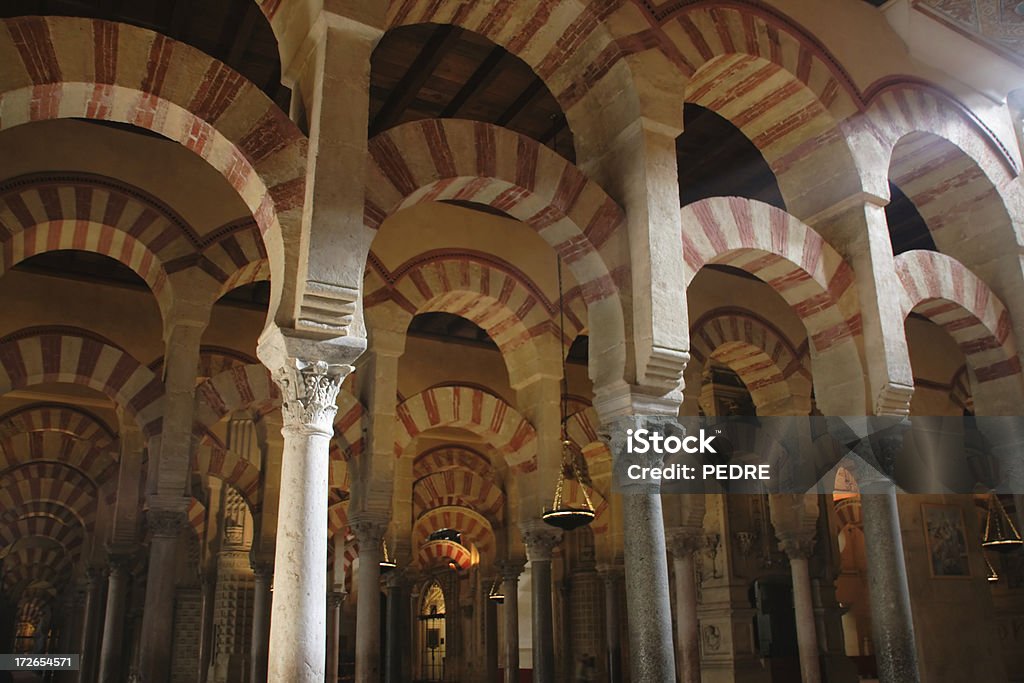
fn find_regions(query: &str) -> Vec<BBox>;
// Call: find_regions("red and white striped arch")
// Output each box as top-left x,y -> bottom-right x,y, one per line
396,385 -> 537,472
0,403 -> 115,445
193,364 -> 281,431
412,505 -> 495,562
686,309 -> 812,415
364,119 -> 625,368
187,496 -> 207,540
413,469 -> 505,524
0,514 -> 85,557
413,445 -> 498,484
0,16 -> 306,310
895,251 -> 1022,390
2,545 -> 72,595
417,538 -> 473,571
0,430 -> 118,492
0,463 -> 99,528
0,328 -> 164,437
192,438 -> 261,507
365,250 -> 586,359
682,196 -> 861,360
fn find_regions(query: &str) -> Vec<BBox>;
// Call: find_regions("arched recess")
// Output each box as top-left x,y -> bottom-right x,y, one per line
395,385 -> 537,472
0,404 -> 119,486
681,197 -> 865,413
364,119 -> 626,389
0,513 -> 84,557
382,1 -> 641,118
365,250 -> 586,385
0,17 -> 306,327
0,327 -> 164,436
686,308 -> 812,416
412,445 -> 499,484
412,505 -> 495,562
417,538 -> 472,571
667,6 -> 863,218
895,250 -> 1024,413
413,469 -> 505,524
0,174 -> 181,324
0,466 -> 98,530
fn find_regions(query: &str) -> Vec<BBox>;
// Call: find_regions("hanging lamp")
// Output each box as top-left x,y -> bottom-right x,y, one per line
379,538 -> 398,573
981,494 -> 1022,552
541,255 -> 596,532
985,555 -> 1000,583
488,576 -> 505,604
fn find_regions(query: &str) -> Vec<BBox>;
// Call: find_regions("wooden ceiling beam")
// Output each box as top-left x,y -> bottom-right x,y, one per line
495,77 -> 545,127
370,24 -> 463,135
440,45 -> 507,118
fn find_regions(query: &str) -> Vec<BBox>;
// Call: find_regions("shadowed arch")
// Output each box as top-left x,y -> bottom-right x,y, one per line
0,328 -> 163,436
686,309 -> 811,415
682,196 -> 864,411
412,505 -> 495,563
0,16 -> 306,326
417,538 -> 472,571
413,469 -> 504,524
895,250 -> 1023,411
365,118 -> 626,388
395,385 -> 537,472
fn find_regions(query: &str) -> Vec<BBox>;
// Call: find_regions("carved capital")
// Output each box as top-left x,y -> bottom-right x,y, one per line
666,527 -> 705,558
497,559 -> 526,582
276,359 -> 350,434
328,590 -> 347,608
106,552 -> 134,578
778,535 -> 816,560
147,509 -> 187,538
251,561 -> 274,582
350,513 -> 389,547
521,523 -> 562,562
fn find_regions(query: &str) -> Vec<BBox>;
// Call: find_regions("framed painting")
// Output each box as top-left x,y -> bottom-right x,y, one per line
922,503 -> 970,578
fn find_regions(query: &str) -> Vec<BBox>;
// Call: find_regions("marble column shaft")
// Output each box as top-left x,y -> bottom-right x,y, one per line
78,569 -> 103,683
352,517 -> 387,683
522,527 -> 561,683
667,530 -> 703,683
97,557 -> 131,683
139,513 -> 185,683
600,569 -> 623,683
499,562 -> 524,683
267,360 -> 348,683
250,564 -> 272,683
384,576 -> 406,683
326,591 -> 344,683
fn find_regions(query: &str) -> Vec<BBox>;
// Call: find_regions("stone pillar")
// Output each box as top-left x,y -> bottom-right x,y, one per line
599,568 -> 623,683
139,509 -> 186,683
521,524 -> 561,683
351,515 -> 387,683
326,591 -> 345,683
264,358 -> 350,683
484,578 -> 499,683
666,530 -> 703,683
197,575 -> 216,683
250,563 -> 272,683
860,485 -> 920,683
847,423 -> 921,683
97,554 -> 132,683
770,494 -> 822,683
78,569 -> 103,683
605,416 -> 678,682
384,574 -> 407,683
498,561 -> 524,683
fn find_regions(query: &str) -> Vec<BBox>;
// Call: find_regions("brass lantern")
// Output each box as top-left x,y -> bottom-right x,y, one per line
982,494 -> 1022,552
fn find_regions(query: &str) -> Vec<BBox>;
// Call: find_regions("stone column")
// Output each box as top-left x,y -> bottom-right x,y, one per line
605,416 -> 678,682
250,563 -> 272,683
384,574 -> 407,683
599,567 -> 623,683
666,530 -> 703,683
850,423 -> 921,683
138,510 -> 186,683
351,515 -> 388,683
484,577 -> 499,683
498,561 -> 524,683
197,575 -> 216,683
97,554 -> 132,683
265,358 -> 350,683
326,591 -> 345,683
521,524 -> 561,683
78,569 -> 103,683
770,494 -> 822,683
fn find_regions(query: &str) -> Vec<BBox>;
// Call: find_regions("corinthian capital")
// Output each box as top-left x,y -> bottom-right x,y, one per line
276,359 -> 350,433
521,522 -> 562,562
